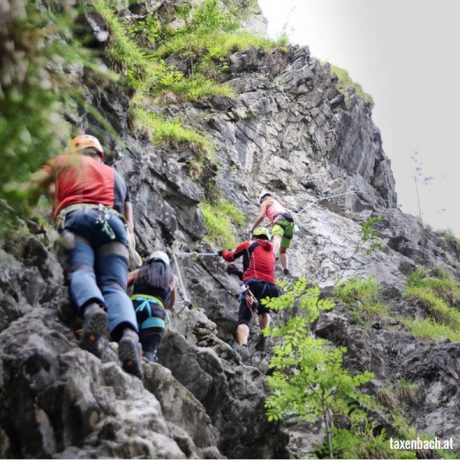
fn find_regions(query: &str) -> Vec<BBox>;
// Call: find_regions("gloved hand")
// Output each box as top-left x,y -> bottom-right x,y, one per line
217,250 -> 225,256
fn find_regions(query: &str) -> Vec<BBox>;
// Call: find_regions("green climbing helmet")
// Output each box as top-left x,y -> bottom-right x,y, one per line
252,227 -> 271,240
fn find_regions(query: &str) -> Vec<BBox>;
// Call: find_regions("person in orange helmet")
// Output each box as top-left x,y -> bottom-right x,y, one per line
26,134 -> 143,378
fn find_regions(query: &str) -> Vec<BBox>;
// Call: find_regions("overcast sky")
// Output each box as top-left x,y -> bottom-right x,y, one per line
259,0 -> 460,236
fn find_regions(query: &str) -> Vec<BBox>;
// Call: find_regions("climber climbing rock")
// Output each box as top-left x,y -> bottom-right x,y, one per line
250,190 -> 295,276
25,134 -> 143,379
128,250 -> 178,363
218,227 -> 281,354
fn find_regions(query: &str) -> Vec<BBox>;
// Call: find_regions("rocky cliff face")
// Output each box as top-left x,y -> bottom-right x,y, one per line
1,1 -> 460,458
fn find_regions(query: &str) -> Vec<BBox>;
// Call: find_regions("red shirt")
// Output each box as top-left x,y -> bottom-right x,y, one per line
42,154 -> 130,217
222,239 -> 276,284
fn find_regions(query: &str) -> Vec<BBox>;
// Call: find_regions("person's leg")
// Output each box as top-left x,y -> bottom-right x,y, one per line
258,312 -> 271,330
236,297 -> 252,346
280,221 -> 295,274
236,323 -> 250,345
66,237 -> 105,311
271,223 -> 285,267
272,234 -> 281,256
64,211 -> 109,354
140,330 -> 163,362
96,241 -> 142,378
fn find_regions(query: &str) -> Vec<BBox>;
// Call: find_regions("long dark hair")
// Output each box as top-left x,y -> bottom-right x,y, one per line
137,260 -> 173,289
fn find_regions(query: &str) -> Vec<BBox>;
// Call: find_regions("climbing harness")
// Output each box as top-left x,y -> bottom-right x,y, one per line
131,294 -> 167,330
55,202 -> 126,240
240,284 -> 258,318
94,204 -> 116,240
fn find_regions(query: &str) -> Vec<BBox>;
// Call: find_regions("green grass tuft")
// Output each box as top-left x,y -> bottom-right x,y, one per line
131,106 -> 213,157
200,199 -> 246,248
401,318 -> 460,342
335,278 -> 389,324
331,65 -> 374,108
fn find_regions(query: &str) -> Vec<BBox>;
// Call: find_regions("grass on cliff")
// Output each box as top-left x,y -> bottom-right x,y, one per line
335,277 -> 390,325
200,198 -> 246,248
331,65 -> 374,108
400,267 -> 460,341
92,0 -> 285,163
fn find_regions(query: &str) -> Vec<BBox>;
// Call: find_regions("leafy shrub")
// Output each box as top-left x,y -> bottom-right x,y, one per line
264,278 -> 385,458
0,0 -> 96,236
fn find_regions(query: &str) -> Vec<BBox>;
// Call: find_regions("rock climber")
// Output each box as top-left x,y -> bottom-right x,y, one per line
128,250 -> 178,363
218,227 -> 280,354
250,191 -> 295,276
25,134 -> 143,378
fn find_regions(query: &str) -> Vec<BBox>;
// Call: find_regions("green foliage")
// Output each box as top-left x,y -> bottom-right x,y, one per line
335,277 -> 390,324
200,198 -> 246,248
131,105 -> 213,156
330,426 -> 416,459
264,278 -> 380,458
401,318 -> 460,342
394,379 -> 419,406
401,267 -> 460,341
404,286 -> 460,327
153,0 -> 285,78
437,228 -> 460,249
376,386 -> 398,410
0,0 -> 97,236
331,65 -> 374,108
335,277 -> 380,304
376,379 -> 419,410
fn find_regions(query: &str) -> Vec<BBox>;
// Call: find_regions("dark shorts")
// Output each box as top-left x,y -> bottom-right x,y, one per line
238,280 -> 281,327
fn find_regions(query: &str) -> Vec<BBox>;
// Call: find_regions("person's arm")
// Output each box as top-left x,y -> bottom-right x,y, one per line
250,201 -> 269,232
167,275 -> 178,310
25,167 -> 54,206
219,241 -> 250,262
124,201 -> 134,233
127,269 -> 139,287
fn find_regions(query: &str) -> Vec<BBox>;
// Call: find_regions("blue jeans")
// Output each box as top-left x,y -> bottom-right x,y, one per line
63,209 -> 137,337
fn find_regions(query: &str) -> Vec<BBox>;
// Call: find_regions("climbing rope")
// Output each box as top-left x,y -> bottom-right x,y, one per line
171,250 -> 192,315
295,190 -> 356,217
175,251 -> 219,257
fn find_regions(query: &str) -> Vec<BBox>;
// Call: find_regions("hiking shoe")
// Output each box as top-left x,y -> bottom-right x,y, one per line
255,334 -> 267,351
119,329 -> 143,379
235,343 -> 250,361
80,303 -> 108,356
283,268 -> 291,276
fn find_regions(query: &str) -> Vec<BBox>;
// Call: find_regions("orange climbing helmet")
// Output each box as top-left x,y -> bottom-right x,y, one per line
67,134 -> 105,160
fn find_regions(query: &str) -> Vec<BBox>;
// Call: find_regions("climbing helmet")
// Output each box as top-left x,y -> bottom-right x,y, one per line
147,250 -> 170,266
259,190 -> 271,203
252,227 -> 271,240
68,134 -> 105,160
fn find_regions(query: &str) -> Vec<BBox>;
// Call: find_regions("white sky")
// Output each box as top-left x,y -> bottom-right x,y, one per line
259,0 -> 460,236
